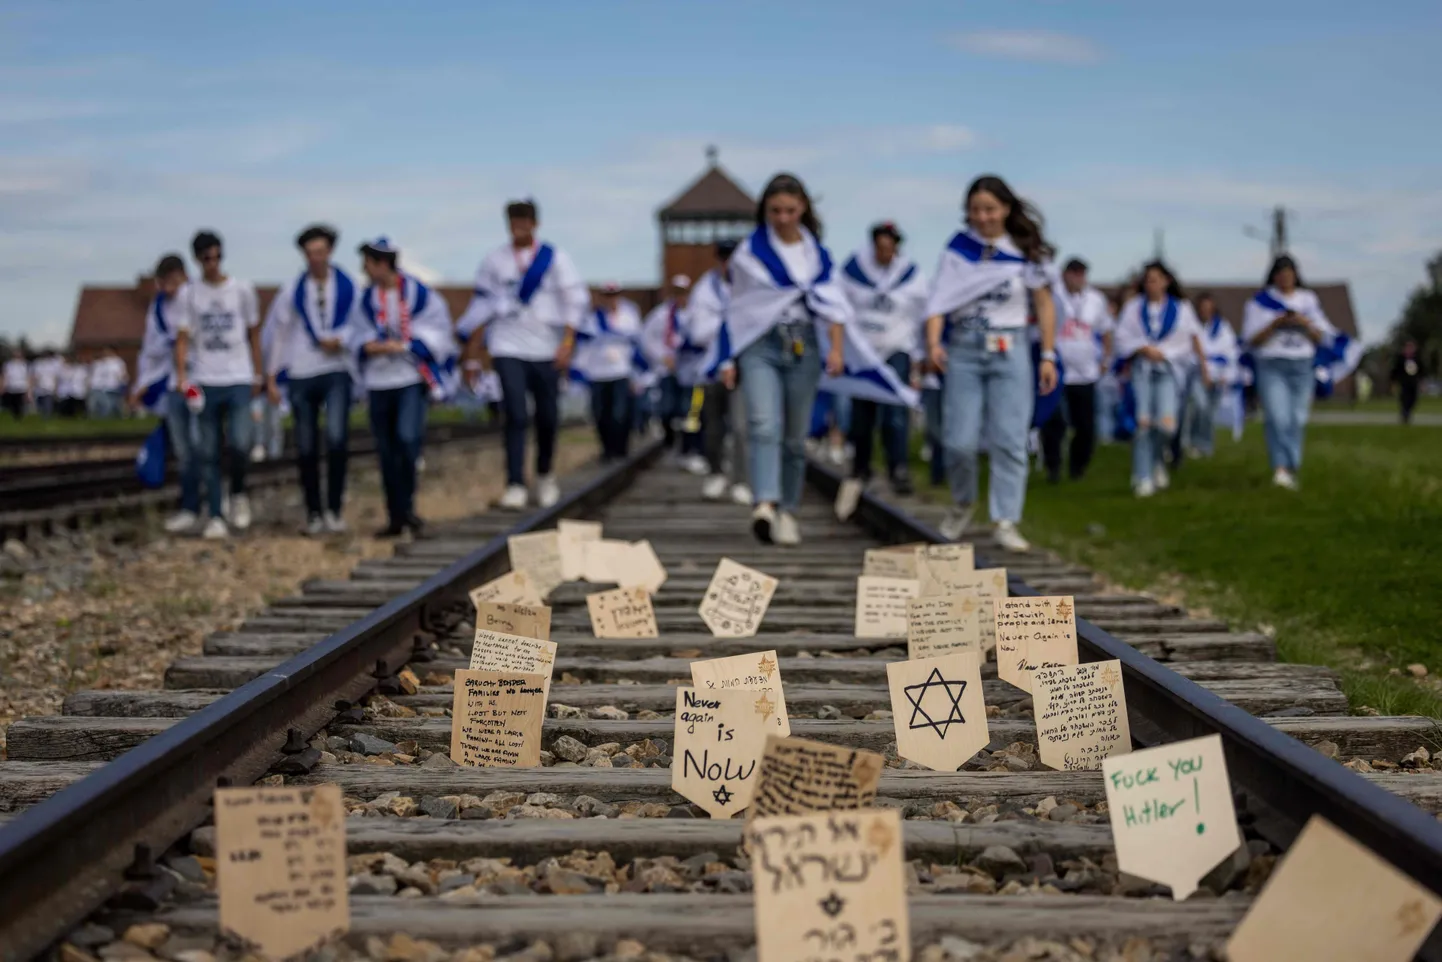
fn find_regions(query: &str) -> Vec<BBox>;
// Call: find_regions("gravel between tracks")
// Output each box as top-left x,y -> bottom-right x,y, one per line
0,433 -> 596,752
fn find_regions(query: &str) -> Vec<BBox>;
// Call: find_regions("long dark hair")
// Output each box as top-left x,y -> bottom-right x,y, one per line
1266,254 -> 1304,289
756,172 -> 822,239
965,175 -> 1053,263
1135,260 -> 1185,301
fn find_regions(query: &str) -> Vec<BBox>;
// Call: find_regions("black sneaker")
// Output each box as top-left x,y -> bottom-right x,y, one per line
890,468 -> 914,496
404,514 -> 426,536
375,521 -> 406,539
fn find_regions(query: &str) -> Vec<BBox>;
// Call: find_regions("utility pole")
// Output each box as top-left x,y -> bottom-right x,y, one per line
1152,227 -> 1165,261
1270,206 -> 1288,258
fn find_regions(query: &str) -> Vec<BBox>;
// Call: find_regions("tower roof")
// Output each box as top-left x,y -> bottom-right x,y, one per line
658,150 -> 754,220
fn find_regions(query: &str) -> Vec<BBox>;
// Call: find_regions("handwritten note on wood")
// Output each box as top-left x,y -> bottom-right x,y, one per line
581,539 -> 634,584
507,530 -> 563,599
747,809 -> 910,962
1102,733 -> 1240,900
468,570 -> 541,609
468,628 -> 556,698
691,650 -> 790,736
916,543 -> 976,597
750,735 -> 884,819
215,784 -> 348,960
699,558 -> 778,638
994,594 -> 1078,693
906,594 -> 982,659
862,547 -> 918,580
473,601 -> 550,641
1227,815 -> 1442,962
672,687 -> 772,818
854,575 -> 920,640
886,652 -> 989,771
625,539 -> 668,594
449,669 -> 546,768
586,585 -> 659,638
1034,660 -> 1132,771
557,519 -> 603,582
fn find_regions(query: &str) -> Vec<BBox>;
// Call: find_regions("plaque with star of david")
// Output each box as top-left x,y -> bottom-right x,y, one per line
671,686 -> 772,818
886,652 -> 989,771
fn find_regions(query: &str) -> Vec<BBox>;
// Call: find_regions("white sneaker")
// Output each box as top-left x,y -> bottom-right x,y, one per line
1134,478 -> 1156,498
1152,464 -> 1170,491
775,512 -> 801,546
536,475 -> 560,508
701,474 -> 728,501
201,517 -> 229,540
1273,468 -> 1299,491
938,504 -> 975,542
498,484 -> 529,511
730,483 -> 753,506
304,515 -> 326,536
683,455 -> 709,476
827,444 -> 845,466
751,503 -> 777,544
993,520 -> 1030,553
323,510 -> 348,533
163,510 -> 198,534
229,494 -> 252,531
250,444 -> 266,463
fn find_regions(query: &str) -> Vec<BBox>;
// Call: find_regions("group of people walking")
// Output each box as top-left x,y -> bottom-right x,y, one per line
2,347 -> 129,420
127,173 -> 1356,550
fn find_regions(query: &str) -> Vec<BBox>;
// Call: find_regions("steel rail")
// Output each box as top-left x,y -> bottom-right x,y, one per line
805,459 -> 1442,960
0,437 -> 661,961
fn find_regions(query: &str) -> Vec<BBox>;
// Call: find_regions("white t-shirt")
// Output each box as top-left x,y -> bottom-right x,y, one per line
948,234 -> 1047,331
178,277 -> 260,387
1198,316 -> 1240,384
1055,285 -> 1114,385
31,356 -> 61,395
574,299 -> 643,383
774,235 -> 818,324
3,359 -> 28,392
457,242 -> 588,362
1115,296 -> 1201,370
1241,287 -> 1335,361
89,356 -> 128,392
59,362 -> 89,399
265,268 -> 352,380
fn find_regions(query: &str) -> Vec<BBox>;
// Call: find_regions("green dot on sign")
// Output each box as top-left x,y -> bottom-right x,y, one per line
1196,824 -> 1205,835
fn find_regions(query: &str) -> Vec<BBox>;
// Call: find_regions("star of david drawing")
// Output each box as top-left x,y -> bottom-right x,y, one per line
712,784 -> 734,806
756,654 -> 777,680
903,667 -> 967,737
754,691 -> 776,722
1053,599 -> 1073,621
1098,664 -> 1121,687
866,816 -> 895,856
1397,899 -> 1428,936
960,597 -> 977,614
818,891 -> 846,918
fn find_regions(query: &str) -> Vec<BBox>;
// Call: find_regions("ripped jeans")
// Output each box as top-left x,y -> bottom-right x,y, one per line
1130,358 -> 1179,485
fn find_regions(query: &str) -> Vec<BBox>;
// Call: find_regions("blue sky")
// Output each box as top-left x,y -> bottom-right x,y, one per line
2,0 -> 1439,344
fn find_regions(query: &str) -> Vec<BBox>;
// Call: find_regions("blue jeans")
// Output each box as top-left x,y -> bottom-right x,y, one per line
1130,359 -> 1180,484
289,370 -> 352,517
368,382 -> 428,525
493,357 -> 559,487
195,383 -> 254,518
942,331 -> 1033,524
848,351 -> 911,481
1183,373 -> 1222,456
165,390 -> 201,514
739,326 -> 822,512
589,377 -> 633,461
1256,356 -> 1315,472
922,382 -> 945,486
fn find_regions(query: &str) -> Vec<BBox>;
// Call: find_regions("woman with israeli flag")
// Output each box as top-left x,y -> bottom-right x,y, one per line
1185,292 -> 1240,458
131,253 -> 202,531
838,221 -> 927,496
1113,261 -> 1209,497
346,237 -> 458,537
573,281 -> 644,463
923,175 -> 1058,551
708,173 -> 915,545
1241,254 -> 1344,489
263,224 -> 356,535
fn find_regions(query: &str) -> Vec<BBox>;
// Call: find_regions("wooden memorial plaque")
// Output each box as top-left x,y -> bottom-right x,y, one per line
1034,660 -> 1132,771
886,651 -> 989,771
994,594 -> 1078,693
698,558 -> 778,638
672,687 -> 772,818
449,669 -> 547,768
586,585 -> 660,638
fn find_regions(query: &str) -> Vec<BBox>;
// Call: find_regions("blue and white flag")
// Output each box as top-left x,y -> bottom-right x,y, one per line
135,424 -> 168,488
134,291 -> 178,414
1314,331 -> 1363,398
704,226 -> 917,408
350,273 -> 460,400
923,230 -> 1047,323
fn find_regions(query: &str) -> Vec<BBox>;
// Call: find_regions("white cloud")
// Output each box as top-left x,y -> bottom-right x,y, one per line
946,29 -> 1103,66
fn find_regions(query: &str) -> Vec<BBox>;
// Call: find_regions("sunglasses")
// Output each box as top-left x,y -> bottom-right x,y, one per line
199,251 -> 222,263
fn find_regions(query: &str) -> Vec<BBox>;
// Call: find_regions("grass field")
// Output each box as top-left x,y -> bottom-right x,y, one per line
0,403 -> 485,439
913,422 -> 1442,717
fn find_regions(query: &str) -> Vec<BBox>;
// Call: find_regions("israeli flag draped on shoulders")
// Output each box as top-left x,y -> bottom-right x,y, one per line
924,230 -> 1049,325
1244,286 -> 1358,397
703,226 -> 917,407
456,243 -> 558,342
349,273 -> 460,400
134,290 -> 179,414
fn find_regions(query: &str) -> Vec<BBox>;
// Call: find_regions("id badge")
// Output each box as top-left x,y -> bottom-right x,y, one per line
985,332 -> 1013,354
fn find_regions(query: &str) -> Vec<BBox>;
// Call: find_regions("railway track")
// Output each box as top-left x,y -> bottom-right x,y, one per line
0,420 -> 501,541
0,440 -> 1439,959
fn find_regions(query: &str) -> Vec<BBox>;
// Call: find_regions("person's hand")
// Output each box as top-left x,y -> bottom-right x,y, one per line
1038,359 -> 1058,394
319,336 -> 343,355
928,342 -> 948,373
251,377 -> 264,399
910,365 -> 922,390
826,344 -> 845,378
125,390 -> 141,412
1140,345 -> 1166,363
720,365 -> 737,390
266,378 -> 282,406
664,356 -> 676,373
1202,371 -> 1214,390
554,339 -> 574,371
